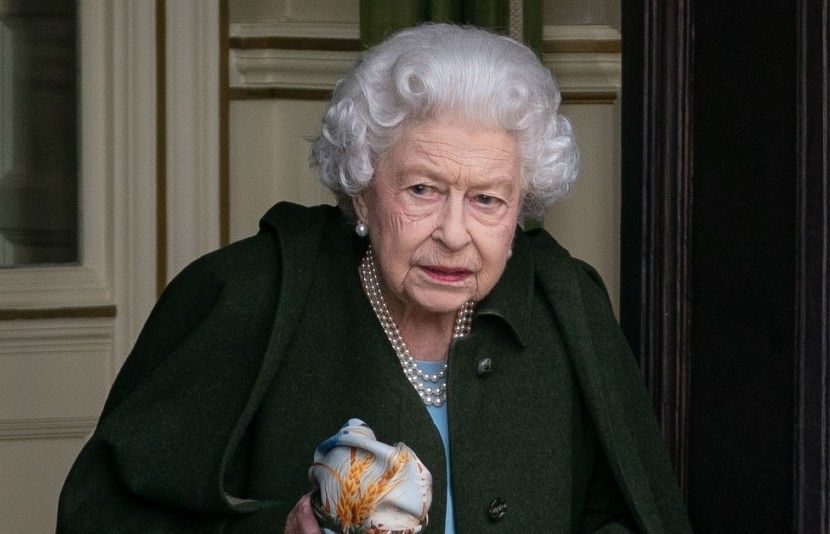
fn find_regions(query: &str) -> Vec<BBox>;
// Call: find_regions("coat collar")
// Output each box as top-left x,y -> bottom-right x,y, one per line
261,203 -> 540,349
474,228 -> 537,348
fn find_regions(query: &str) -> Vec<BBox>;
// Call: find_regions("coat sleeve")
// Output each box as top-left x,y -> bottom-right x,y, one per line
57,235 -> 294,533
578,448 -> 638,533
571,259 -> 693,534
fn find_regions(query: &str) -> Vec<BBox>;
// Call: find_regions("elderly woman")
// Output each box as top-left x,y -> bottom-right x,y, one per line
58,24 -> 691,533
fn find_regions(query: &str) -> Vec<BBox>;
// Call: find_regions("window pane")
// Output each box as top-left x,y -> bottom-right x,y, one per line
0,0 -> 78,267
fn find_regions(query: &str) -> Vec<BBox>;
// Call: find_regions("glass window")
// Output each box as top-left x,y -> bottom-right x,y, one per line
0,0 -> 78,267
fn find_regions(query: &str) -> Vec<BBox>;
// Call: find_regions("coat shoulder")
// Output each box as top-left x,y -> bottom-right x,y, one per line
521,227 -> 615,317
110,202 -> 337,413
173,201 -> 338,290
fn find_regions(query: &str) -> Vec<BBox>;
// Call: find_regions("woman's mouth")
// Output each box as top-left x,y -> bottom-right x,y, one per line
420,266 -> 472,283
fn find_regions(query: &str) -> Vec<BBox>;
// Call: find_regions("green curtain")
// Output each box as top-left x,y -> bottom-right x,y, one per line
359,0 -> 542,55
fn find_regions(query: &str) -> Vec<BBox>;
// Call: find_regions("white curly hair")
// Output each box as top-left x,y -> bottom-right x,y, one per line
311,23 -> 579,221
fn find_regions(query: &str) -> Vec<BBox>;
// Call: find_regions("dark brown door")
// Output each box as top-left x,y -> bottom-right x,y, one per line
620,1 -> 829,532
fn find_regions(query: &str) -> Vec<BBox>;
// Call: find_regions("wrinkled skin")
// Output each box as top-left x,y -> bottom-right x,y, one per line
353,117 -> 523,360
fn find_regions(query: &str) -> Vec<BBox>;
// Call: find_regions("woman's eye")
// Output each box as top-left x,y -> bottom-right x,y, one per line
476,194 -> 496,205
410,184 -> 430,195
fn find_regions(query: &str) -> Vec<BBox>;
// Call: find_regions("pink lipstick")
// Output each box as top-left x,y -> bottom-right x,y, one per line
421,266 -> 472,282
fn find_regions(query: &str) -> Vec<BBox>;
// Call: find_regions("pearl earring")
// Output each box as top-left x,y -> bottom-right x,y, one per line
507,248 -> 513,259
355,221 -> 369,237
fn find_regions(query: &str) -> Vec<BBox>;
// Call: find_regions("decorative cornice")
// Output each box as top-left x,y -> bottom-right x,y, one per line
542,24 -> 621,53
228,87 -> 333,100
229,49 -> 620,102
543,52 -> 621,99
229,36 -> 361,51
0,317 -> 114,346
227,24 -> 620,103
229,22 -> 622,53
229,22 -> 621,48
0,265 -> 113,309
0,416 -> 97,440
229,49 -> 355,91
230,21 -> 359,40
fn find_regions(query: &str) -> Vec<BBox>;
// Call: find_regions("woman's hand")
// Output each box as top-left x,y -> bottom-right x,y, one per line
284,493 -> 322,534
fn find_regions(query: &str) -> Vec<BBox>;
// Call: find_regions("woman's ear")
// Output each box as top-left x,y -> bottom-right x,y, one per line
352,190 -> 370,224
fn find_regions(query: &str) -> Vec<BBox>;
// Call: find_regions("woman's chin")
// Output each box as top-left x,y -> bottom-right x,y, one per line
407,288 -> 472,316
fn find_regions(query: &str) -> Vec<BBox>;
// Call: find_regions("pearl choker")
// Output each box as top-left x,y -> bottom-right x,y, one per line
359,246 -> 474,406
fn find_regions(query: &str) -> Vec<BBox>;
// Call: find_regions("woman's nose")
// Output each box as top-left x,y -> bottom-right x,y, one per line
432,198 -> 471,250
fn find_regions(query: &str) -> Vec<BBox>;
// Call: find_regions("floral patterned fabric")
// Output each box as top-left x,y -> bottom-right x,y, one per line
309,419 -> 432,534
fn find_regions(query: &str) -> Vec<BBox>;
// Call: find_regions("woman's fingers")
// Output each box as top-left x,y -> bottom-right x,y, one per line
284,493 -> 322,534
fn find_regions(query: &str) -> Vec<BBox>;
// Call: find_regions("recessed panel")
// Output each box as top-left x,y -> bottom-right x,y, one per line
229,99 -> 336,243
0,320 -> 111,421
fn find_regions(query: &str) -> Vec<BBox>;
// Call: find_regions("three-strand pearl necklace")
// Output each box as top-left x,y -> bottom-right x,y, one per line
359,246 -> 474,406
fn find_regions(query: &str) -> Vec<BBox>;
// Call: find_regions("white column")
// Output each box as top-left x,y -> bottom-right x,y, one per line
164,0 -> 222,284
111,1 -> 160,368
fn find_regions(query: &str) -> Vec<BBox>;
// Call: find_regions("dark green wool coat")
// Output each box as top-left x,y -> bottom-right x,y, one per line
57,203 -> 692,533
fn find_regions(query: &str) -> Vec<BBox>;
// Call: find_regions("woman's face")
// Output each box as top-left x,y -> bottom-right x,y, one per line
354,118 -> 522,316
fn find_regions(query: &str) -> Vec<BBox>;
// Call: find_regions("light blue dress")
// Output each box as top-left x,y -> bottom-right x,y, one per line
418,360 -> 455,534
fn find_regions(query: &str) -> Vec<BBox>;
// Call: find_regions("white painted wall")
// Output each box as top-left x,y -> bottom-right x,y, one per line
229,99 -> 334,240
546,101 -> 621,310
